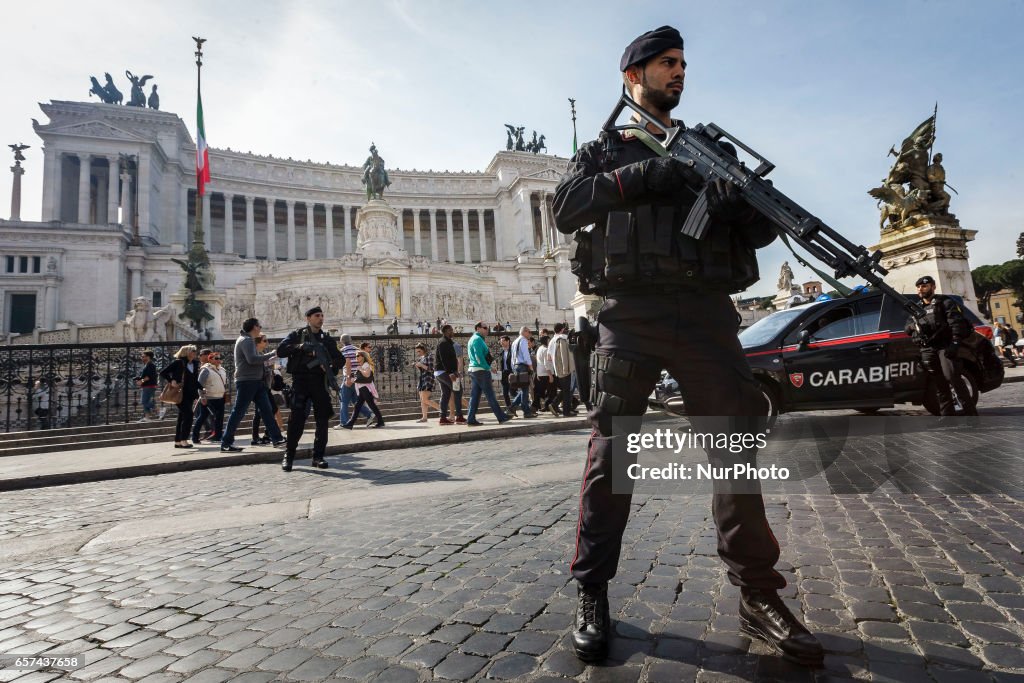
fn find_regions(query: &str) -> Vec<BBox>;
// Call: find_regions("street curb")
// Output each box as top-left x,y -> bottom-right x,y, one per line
0,417 -> 592,492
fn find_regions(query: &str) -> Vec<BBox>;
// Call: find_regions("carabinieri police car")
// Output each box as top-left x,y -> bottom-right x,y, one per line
650,290 -> 1004,418
738,290 -> 1004,417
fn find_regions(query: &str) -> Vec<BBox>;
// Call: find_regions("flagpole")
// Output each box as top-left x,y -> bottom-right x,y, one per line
568,98 -> 578,155
192,36 -> 206,252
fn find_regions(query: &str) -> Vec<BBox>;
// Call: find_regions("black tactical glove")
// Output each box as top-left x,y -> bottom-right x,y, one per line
944,343 -> 960,360
705,177 -> 752,222
640,157 -> 703,194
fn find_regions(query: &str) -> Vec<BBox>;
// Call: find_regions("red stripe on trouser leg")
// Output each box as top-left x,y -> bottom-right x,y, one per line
569,428 -> 599,574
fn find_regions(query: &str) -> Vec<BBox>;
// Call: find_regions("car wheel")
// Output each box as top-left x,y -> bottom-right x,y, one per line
757,380 -> 780,430
923,370 -> 979,416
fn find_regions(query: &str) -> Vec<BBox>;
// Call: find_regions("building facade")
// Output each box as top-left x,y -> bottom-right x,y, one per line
0,100 -> 576,338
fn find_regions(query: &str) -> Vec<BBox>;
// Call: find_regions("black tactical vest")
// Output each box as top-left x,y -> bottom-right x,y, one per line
568,130 -> 760,296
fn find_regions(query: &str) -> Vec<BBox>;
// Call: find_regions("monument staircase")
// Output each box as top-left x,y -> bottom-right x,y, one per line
0,398 -> 441,457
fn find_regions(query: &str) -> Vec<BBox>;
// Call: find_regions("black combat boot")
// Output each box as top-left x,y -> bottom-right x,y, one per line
311,456 -> 328,469
572,582 -> 610,663
739,588 -> 824,667
281,452 -> 294,472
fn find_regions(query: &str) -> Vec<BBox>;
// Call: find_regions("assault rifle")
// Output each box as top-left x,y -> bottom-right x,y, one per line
301,329 -> 340,392
602,91 -> 926,320
568,317 -> 597,407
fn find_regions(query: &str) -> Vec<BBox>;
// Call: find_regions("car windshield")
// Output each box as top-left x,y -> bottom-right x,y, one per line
739,307 -> 812,348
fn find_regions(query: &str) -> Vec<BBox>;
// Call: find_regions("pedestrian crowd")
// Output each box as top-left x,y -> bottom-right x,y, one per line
141,310 -> 589,466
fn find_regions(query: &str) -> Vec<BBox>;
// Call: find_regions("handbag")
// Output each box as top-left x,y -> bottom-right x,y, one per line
509,370 -> 531,388
159,382 -> 183,405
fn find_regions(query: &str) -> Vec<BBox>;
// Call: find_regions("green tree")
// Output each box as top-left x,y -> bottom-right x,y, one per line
972,260 -> 1024,320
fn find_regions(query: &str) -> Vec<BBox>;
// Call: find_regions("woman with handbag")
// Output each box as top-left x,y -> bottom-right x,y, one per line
250,336 -> 283,445
341,350 -> 385,429
160,344 -> 199,448
413,343 -> 440,423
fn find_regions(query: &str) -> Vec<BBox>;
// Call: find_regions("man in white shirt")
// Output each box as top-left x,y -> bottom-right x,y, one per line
509,326 -> 536,418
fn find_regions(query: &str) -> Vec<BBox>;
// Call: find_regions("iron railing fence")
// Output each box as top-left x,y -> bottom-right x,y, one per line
0,332 -> 524,433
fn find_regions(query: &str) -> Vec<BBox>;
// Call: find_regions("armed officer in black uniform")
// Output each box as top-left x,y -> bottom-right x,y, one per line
552,26 -> 823,667
276,306 -> 343,471
903,275 -> 978,417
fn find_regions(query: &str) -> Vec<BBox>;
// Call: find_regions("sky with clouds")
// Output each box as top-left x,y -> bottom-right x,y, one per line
2,0 -> 1021,298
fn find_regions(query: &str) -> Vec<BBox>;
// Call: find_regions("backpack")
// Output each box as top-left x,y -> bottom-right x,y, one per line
1005,327 -> 1019,345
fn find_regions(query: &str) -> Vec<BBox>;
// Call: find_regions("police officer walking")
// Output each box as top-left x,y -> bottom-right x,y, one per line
276,306 -> 343,471
904,275 -> 978,418
552,26 -> 823,667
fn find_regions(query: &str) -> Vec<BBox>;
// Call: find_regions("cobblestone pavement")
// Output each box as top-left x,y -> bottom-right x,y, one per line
0,382 -> 1022,682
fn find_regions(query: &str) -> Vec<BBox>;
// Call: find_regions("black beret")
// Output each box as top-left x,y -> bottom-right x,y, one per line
915,276 -> 935,286
305,306 -> 323,317
620,25 -> 684,71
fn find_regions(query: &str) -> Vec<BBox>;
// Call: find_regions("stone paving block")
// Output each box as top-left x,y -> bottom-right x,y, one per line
119,654 -> 177,679
122,636 -> 175,659
364,635 -> 413,657
506,631 -> 557,655
162,636 -> 218,657
280,655 -> 341,681
334,655 -> 389,679
460,632 -> 512,657
68,655 -> 130,681
178,669 -> 232,683
216,647 -> 273,670
946,602 -> 1006,623
982,644 -> 1024,669
907,620 -> 970,646
368,665 -> 420,683
165,649 -> 224,674
485,653 -> 537,679
429,624 -> 475,645
400,641 -> 453,669
434,652 -> 487,681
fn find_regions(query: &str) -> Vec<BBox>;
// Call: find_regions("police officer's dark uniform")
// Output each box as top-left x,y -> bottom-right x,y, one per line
903,275 -> 978,417
552,26 -> 823,666
276,306 -> 343,471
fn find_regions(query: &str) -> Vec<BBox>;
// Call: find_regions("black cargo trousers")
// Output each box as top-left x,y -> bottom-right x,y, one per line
286,374 -> 335,459
570,290 -> 786,591
919,346 -> 974,416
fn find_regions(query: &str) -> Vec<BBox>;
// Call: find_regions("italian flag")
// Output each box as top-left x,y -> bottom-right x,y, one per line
196,91 -> 210,196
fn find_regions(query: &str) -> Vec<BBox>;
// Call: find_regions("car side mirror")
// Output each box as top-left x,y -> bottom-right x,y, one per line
797,329 -> 811,352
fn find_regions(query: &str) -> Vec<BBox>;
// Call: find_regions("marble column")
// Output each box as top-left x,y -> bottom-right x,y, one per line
44,280 -> 59,329
9,163 -> 24,221
137,151 -> 151,238
266,198 -> 278,261
244,195 -> 255,258
285,199 -> 296,260
202,192 -> 212,251
429,208 -> 439,261
445,209 -> 455,262
492,209 -> 504,260
180,187 -> 189,244
325,203 -> 335,259
413,209 -> 422,256
305,202 -> 315,260
343,205 -> 352,254
95,169 -> 107,224
476,209 -> 487,262
41,148 -> 57,221
106,156 -> 119,224
546,273 -> 556,307
130,269 -> 143,302
77,153 -> 91,223
461,210 -> 472,263
223,193 -> 235,254
119,170 -> 132,228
